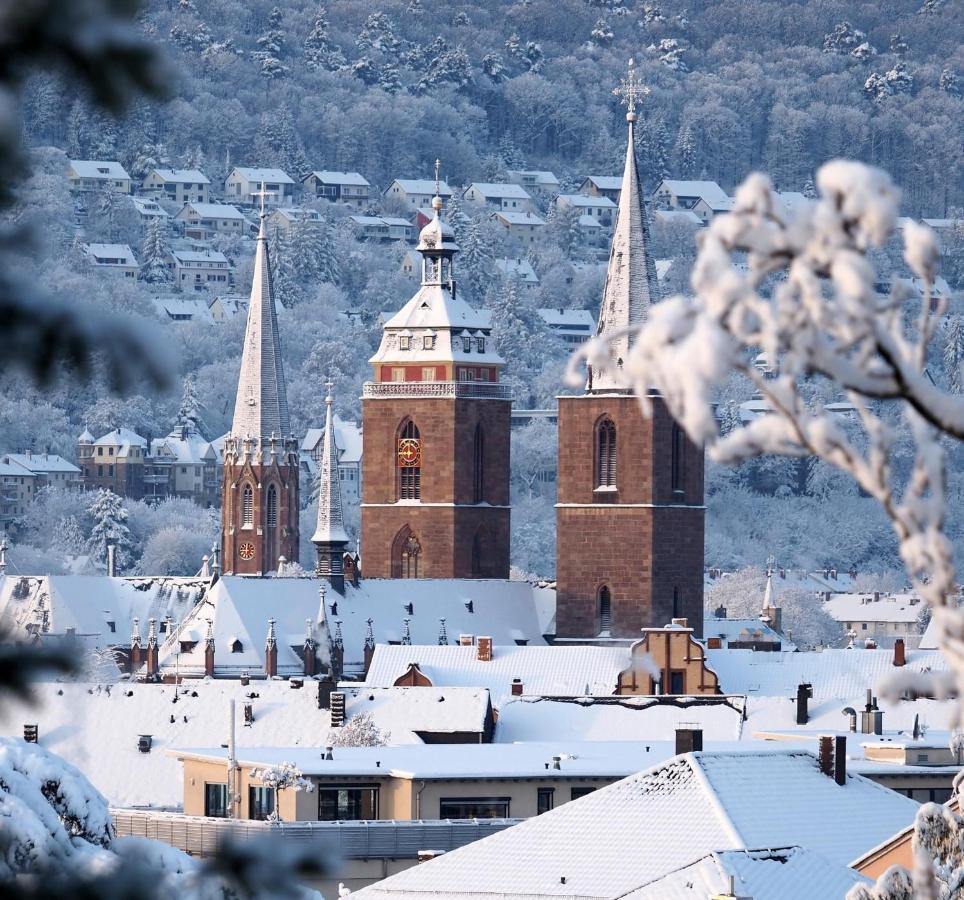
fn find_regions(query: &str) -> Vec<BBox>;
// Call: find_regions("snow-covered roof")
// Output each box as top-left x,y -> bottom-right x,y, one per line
495,695 -> 746,743
69,160 -> 129,180
775,191 -> 811,216
0,459 -> 33,478
301,416 -> 363,464
654,209 -> 702,225
922,218 -> 962,230
94,427 -> 148,450
388,179 -> 453,196
364,644 -> 626,702
0,453 -> 80,475
558,193 -> 617,209
150,427 -> 217,464
85,243 -> 137,266
351,749 -> 917,899
465,182 -> 532,200
576,213 -> 602,228
494,210 -> 546,226
152,297 -> 215,322
824,592 -> 926,624
148,168 -> 210,184
702,616 -> 794,649
130,196 -> 170,217
657,179 -> 730,204
493,258 -> 538,283
507,170 -> 559,186
230,167 -> 295,185
307,170 -> 370,186
919,614 -> 940,649
537,308 -> 594,330
380,216 -> 413,227
210,295 -> 248,318
337,685 -> 491,737
270,207 -> 323,224
583,175 -> 622,190
374,285 -> 496,353
179,202 -> 244,219
170,249 -> 229,264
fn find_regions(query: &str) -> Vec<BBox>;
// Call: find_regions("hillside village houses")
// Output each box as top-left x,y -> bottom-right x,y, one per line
266,206 -> 324,234
302,170 -> 371,208
142,168 -> 211,204
555,192 -> 617,227
506,168 -> 560,192
130,195 -> 170,222
224,166 -> 295,206
462,181 -> 534,212
169,248 -> 231,291
493,209 -> 546,245
351,215 -> 416,243
151,295 -> 214,325
174,201 -> 247,239
578,174 -> 623,202
384,177 -> 453,210
67,159 -> 132,193
83,242 -> 139,278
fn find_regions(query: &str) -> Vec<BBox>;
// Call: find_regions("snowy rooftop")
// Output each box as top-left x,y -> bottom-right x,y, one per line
654,209 -> 702,225
364,644 -> 627,702
149,168 -> 210,184
351,749 -> 916,899
377,284 -> 494,336
389,179 -> 453,196
150,427 -> 217,464
308,170 -> 370,186
657,179 -> 730,203
465,182 -> 532,200
558,193 -> 617,208
493,258 -> 539,282
93,427 -> 148,450
69,159 -> 129,179
583,175 -> 622,190
231,167 -> 295,184
0,453 -> 80,475
170,249 -> 230,264
85,243 -> 137,265
702,616 -> 794,650
494,210 -> 546,225
824,592 -> 926,624
301,415 -> 362,464
153,297 -> 215,322
181,202 -> 245,219
537,308 -> 594,329
507,170 -> 559,185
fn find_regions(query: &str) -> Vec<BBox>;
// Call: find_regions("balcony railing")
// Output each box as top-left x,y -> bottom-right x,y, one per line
363,381 -> 512,401
110,808 -> 520,859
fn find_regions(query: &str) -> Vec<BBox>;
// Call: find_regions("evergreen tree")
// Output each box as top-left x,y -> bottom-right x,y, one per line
356,12 -> 399,54
379,61 -> 402,95
97,185 -> 118,240
944,315 -> 964,393
486,277 -> 548,402
291,216 -> 340,285
352,56 -> 379,86
65,100 -> 85,158
459,218 -> 495,301
802,175 -> 817,199
86,489 -> 137,573
139,217 -> 171,283
257,6 -> 285,58
890,31 -> 909,56
939,67 -> 959,95
482,53 -> 507,83
445,193 -> 470,244
268,225 -> 300,307
176,374 -> 205,433
674,122 -> 697,176
304,9 -> 338,72
590,18 -> 614,47
498,135 -> 525,170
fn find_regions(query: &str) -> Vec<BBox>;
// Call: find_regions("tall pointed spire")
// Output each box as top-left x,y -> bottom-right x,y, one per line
312,380 -> 349,593
591,59 -> 661,392
231,183 -> 290,439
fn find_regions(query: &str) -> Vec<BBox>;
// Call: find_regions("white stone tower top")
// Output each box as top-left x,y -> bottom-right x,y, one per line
311,381 -> 349,546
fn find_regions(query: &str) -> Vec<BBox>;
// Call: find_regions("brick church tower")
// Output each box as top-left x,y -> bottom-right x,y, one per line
221,202 -> 299,574
555,63 -> 704,639
361,188 -> 511,579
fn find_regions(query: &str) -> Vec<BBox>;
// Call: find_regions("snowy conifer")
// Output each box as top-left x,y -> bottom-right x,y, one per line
823,21 -> 866,54
651,37 -> 688,72
379,61 -> 402,95
944,316 -> 964,393
482,52 -> 507,83
939,67 -> 959,94
885,60 -> 914,94
268,225 -> 299,307
674,123 -> 697,176
590,18 -> 614,47
459,218 -> 495,301
890,31 -> 909,56
139,217 -> 171,284
86,489 -> 137,573
304,9 -> 334,71
176,374 -> 205,432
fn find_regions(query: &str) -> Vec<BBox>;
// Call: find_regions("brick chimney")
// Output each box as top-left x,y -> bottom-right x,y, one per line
477,636 -> 493,661
671,617 -> 688,629
330,690 -> 346,727
796,683 -> 812,725
818,735 -> 847,785
511,678 -> 523,696
893,638 -> 906,667
675,728 -> 703,754
459,634 -> 474,646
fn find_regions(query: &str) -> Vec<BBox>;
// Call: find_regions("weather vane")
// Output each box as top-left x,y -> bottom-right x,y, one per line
252,180 -> 275,218
613,58 -> 649,119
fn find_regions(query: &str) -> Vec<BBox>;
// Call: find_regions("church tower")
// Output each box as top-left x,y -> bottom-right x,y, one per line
361,177 -> 511,579
555,62 -> 704,639
221,195 -> 300,574
312,382 -> 349,593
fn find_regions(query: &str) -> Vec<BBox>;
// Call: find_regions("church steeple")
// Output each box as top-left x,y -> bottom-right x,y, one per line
221,184 -> 300,575
591,59 -> 661,393
312,381 -> 349,593
231,187 -> 290,439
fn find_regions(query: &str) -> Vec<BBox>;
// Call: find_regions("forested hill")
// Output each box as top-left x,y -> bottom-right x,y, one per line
23,0 -> 963,214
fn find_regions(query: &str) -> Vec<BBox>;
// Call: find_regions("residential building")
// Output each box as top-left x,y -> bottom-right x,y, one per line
654,208 -> 702,227
556,106 -> 704,640
208,295 -> 248,323
225,167 -> 296,207
824,592 -> 927,646
174,202 -> 247,239
494,258 -> 539,289
151,296 -> 215,324
362,194 -> 511,580
84,243 -> 138,278
301,414 -> 363,508
506,170 -> 560,192
302,171 -> 371,208
462,182 -> 533,213
266,207 -> 324,235
67,160 -> 131,193
492,210 -> 546,245
79,427 -> 148,499
0,453 -> 81,491
384,178 -> 453,211
653,178 -> 733,223
142,169 -> 211,204
0,459 -> 36,523
555,194 -> 616,228
537,308 -> 593,344
578,175 -> 622,202
130,196 -> 171,223
170,249 -> 232,292
149,425 -> 220,506
220,207 -> 299,576
350,215 -> 415,242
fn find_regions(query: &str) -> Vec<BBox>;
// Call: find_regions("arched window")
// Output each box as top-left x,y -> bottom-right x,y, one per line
397,420 -> 421,500
391,526 -> 422,578
595,418 -> 617,488
241,484 -> 254,526
598,586 -> 613,632
473,424 -> 485,503
266,485 -> 278,527
231,640 -> 243,654
671,424 -> 685,494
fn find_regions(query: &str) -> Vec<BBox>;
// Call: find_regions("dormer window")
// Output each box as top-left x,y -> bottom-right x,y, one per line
423,334 -> 436,350
462,336 -> 472,353
399,334 -> 411,351
477,337 -> 486,353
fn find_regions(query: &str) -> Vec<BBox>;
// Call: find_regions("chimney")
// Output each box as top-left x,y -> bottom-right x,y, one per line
873,591 -> 880,603
204,622 -> 215,678
23,724 -> 38,743
511,678 -> 523,696
330,690 -> 346,727
459,634 -> 474,646
317,670 -> 336,709
818,735 -> 834,777
893,638 -> 906,667
324,745 -> 334,761
842,707 -> 857,732
671,617 -> 688,629
477,636 -> 493,661
796,683 -> 812,725
137,734 -> 152,753
834,735 -> 847,786
706,636 -> 722,649
675,728 -> 703,755
107,543 -> 116,577
363,617 -> 375,677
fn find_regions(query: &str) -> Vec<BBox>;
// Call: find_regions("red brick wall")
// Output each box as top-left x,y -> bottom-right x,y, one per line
555,393 -> 704,638
361,396 -> 511,578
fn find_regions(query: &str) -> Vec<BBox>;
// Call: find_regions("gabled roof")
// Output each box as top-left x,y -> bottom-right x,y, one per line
558,193 -> 617,208
824,592 -> 925,624
94,427 -> 147,448
306,170 -> 370,186
0,453 -> 80,475
493,210 -> 545,226
537,308 -> 594,329
582,175 -> 622,190
654,208 -> 702,225
150,427 -> 216,464
85,243 -> 137,265
378,284 -> 493,333
178,202 -> 245,219
68,160 -> 129,179
147,168 -> 210,184
230,167 -> 295,185
130,196 -> 170,217
465,182 -> 532,200
170,249 -> 229,264
493,258 -> 538,283
507,169 -> 559,186
387,179 -> 453,196
351,750 -> 916,899
656,179 -> 730,204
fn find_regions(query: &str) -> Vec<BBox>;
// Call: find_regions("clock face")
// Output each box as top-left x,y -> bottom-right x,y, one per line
239,542 -> 256,561
397,438 -> 421,467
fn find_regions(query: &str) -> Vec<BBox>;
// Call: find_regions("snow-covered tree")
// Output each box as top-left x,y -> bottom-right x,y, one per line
850,41 -> 877,61
459,217 -> 496,301
268,225 -> 300,308
176,375 -> 205,432
590,18 -> 614,47
674,123 -> 697,176
81,646 -> 123,683
885,60 -> 914,94
379,61 -> 402,95
864,72 -> 891,104
356,12 -> 399,54
291,217 -> 339,285
482,52 -> 507,83
939,67 -> 959,95
512,419 -> 557,498
651,38 -> 688,72
328,712 -> 389,747
823,21 -> 867,54
86,489 -> 137,573
250,761 -> 313,822
139,217 -> 170,284
304,9 -> 340,72
890,31 -> 909,56
943,316 -> 964,393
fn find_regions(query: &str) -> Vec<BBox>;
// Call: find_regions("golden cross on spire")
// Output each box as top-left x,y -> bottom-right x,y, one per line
613,58 -> 649,120
324,377 -> 334,404
252,180 -> 275,218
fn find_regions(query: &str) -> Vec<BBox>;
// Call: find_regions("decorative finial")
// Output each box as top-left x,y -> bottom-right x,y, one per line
131,617 -> 141,647
266,617 -> 277,649
402,618 -> 412,645
438,617 -> 448,646
333,619 -> 344,650
365,617 -> 375,650
431,158 -> 443,211
305,617 -> 315,646
325,378 -> 334,406
613,58 -> 648,122
252,180 -> 274,218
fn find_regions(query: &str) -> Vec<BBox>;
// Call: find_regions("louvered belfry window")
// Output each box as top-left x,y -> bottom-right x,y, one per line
596,418 -> 617,488
241,484 -> 254,526
266,485 -> 278,527
598,586 -> 613,632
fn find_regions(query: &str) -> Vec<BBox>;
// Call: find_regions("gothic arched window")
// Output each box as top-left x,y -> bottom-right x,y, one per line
598,585 -> 613,633
391,526 -> 422,578
266,485 -> 278,527
671,423 -> 685,494
595,418 -> 617,489
397,420 -> 421,500
241,484 -> 254,527
473,423 -> 485,503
